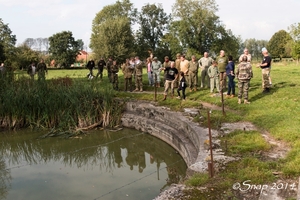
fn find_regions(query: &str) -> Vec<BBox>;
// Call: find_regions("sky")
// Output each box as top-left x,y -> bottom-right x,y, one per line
1,0 -> 299,49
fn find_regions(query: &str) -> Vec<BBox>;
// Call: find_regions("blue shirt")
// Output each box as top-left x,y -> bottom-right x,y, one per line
226,61 -> 235,75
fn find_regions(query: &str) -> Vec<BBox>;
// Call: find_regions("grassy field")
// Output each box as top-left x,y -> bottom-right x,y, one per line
14,62 -> 300,196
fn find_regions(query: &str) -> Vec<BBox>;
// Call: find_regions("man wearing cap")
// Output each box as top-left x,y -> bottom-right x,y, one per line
199,52 -> 213,88
188,55 -> 198,91
151,57 -> 162,87
257,48 -> 271,93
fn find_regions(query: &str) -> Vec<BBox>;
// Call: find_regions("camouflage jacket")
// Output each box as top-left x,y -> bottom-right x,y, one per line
135,61 -> 143,76
236,62 -> 253,81
122,63 -> 134,79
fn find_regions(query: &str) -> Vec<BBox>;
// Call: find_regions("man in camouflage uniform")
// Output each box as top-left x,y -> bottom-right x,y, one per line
96,57 -> 106,80
134,56 -> 144,92
236,56 -> 253,104
188,55 -> 198,91
162,56 -> 171,85
216,50 -> 228,91
110,60 -> 119,90
121,59 -> 134,91
36,59 -> 47,81
199,52 -> 214,88
106,57 -> 113,82
174,53 -> 181,88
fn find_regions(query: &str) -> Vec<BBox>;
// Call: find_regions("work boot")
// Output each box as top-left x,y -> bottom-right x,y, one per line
238,99 -> 241,104
244,99 -> 250,104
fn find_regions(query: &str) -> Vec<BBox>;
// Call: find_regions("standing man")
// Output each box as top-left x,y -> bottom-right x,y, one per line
110,60 -> 119,90
180,54 -> 189,87
86,59 -> 95,79
239,48 -> 252,63
216,50 -> 228,91
121,59 -> 134,92
199,52 -> 214,88
162,56 -> 171,85
36,59 -> 47,81
174,53 -> 181,88
134,56 -> 144,92
188,55 -> 198,92
96,57 -> 106,80
162,61 -> 178,101
151,57 -> 162,87
27,62 -> 36,80
257,48 -> 271,93
237,56 -> 253,104
106,57 -> 113,82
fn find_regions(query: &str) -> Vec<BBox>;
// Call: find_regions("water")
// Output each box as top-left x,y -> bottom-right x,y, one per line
0,128 -> 186,200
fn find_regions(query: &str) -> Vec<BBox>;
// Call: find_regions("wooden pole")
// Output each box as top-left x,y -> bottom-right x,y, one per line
221,87 -> 225,116
154,74 -> 157,101
207,110 -> 214,177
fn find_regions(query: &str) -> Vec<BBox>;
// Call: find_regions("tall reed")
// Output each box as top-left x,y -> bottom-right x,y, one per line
0,74 -> 123,132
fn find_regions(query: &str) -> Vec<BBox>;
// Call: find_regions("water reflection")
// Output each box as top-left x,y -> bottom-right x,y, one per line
0,128 -> 186,200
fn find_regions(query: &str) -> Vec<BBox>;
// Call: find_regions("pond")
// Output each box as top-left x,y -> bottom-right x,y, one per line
0,128 -> 187,200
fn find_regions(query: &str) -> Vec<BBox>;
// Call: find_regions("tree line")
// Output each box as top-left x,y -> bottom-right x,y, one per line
1,0 -> 300,70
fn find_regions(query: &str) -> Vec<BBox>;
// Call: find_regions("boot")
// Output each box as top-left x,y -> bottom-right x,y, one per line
162,95 -> 167,101
244,99 -> 250,104
238,99 -> 241,104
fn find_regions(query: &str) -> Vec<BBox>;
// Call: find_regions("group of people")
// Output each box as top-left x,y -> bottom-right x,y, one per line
86,47 -> 272,104
27,59 -> 48,81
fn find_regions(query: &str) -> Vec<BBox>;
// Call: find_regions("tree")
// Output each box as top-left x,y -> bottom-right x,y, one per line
0,18 -> 16,64
288,23 -> 300,61
267,30 -> 293,59
15,44 -> 41,70
170,0 -> 240,58
24,38 -> 50,54
90,0 -> 135,62
48,31 -> 82,68
135,3 -> 170,58
91,17 -> 134,62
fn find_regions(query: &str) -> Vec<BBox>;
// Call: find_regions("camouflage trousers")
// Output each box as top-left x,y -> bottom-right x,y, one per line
111,74 -> 118,90
135,75 -> 143,90
219,72 -> 227,91
124,77 -> 132,91
262,68 -> 270,89
188,72 -> 197,89
238,80 -> 250,100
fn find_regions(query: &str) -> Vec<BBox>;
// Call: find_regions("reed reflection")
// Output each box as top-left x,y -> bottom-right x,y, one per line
0,159 -> 11,200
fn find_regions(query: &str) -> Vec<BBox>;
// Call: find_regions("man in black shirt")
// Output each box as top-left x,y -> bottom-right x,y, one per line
96,57 -> 106,80
257,48 -> 271,93
162,61 -> 178,101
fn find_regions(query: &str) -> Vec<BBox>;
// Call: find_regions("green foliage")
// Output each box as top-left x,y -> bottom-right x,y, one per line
288,23 -> 300,60
48,31 -> 82,68
91,16 -> 134,63
135,3 -> 170,57
267,30 -> 293,59
90,0 -> 136,61
14,44 -> 41,70
0,18 -> 17,65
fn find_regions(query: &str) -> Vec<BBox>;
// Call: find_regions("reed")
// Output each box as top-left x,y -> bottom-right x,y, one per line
0,75 -> 123,133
